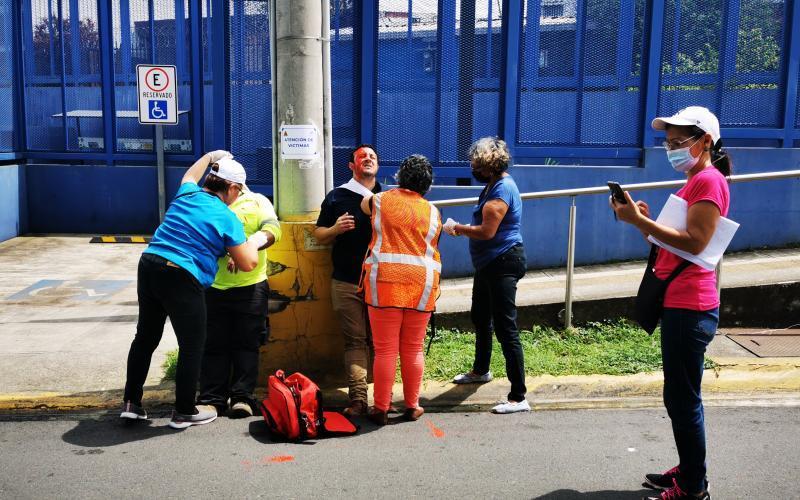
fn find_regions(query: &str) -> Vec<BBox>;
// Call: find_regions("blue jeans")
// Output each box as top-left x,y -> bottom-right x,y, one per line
660,307 -> 718,494
471,244 -> 527,402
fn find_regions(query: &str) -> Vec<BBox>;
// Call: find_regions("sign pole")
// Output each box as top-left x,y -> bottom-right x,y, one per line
136,64 -> 178,225
155,124 -> 165,222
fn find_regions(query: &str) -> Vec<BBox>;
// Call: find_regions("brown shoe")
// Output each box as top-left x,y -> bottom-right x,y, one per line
403,407 -> 425,421
367,407 -> 388,426
342,400 -> 367,417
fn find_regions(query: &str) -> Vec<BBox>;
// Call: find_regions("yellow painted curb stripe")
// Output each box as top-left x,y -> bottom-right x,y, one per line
90,236 -> 151,244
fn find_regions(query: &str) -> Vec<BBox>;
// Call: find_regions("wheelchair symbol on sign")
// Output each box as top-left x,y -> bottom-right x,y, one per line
148,100 -> 167,120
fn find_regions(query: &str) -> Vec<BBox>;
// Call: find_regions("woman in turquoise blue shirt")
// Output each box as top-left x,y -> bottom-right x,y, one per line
121,150 -> 265,429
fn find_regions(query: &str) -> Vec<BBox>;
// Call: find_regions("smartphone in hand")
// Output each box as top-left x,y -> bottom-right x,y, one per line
607,181 -> 628,205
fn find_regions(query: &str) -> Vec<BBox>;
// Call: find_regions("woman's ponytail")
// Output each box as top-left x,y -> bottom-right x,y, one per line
710,139 -> 732,177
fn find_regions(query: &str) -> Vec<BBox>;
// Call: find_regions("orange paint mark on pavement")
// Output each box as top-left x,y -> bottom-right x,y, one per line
241,459 -> 253,471
426,420 -> 445,438
265,455 -> 295,463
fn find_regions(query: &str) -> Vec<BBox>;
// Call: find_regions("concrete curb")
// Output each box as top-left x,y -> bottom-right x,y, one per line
2,364 -> 798,414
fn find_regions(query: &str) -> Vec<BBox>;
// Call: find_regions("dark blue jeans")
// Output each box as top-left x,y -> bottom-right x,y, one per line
660,307 -> 719,494
471,244 -> 527,402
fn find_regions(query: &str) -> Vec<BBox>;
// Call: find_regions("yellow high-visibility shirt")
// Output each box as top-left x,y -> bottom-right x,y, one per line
211,191 -> 282,290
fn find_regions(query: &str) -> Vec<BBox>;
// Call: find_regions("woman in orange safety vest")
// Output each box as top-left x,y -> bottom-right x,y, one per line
359,154 -> 442,426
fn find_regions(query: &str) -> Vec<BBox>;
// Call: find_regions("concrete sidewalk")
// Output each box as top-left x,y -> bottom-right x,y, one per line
0,236 -> 798,413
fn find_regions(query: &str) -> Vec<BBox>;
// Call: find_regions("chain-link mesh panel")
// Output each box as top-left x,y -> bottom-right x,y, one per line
61,0 -> 102,151
229,0 -> 271,184
658,0 -> 721,118
721,0 -> 786,128
113,0 -> 152,152
376,0 -> 438,163
331,0 -> 358,186
518,0 -> 645,156
437,1 -> 504,163
660,0 -> 786,134
111,1 -> 192,153
202,0 -> 214,151
162,0 -> 193,151
0,0 -> 15,151
25,0 -> 65,150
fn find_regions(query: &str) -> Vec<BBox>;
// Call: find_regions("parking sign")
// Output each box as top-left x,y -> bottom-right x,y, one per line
137,65 -> 178,125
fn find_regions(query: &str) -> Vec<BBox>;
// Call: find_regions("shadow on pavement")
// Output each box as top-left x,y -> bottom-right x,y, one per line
62,416 -> 174,447
246,411 -> 402,444
533,489 -> 653,499
419,380 -> 486,409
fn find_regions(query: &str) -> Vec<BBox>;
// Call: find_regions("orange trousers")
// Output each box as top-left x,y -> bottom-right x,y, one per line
367,306 -> 431,412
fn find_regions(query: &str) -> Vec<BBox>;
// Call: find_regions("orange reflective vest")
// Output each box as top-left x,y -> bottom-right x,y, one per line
360,188 -> 442,312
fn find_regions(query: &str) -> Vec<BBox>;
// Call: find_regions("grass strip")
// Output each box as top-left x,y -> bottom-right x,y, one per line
161,319 -> 716,382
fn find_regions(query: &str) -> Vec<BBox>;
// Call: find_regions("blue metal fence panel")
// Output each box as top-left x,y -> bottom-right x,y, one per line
376,0 -> 440,163
24,0 -> 64,150
10,0 -> 800,169
0,0 -> 14,151
658,0 -> 787,130
228,0 -> 271,184
516,0 -> 646,166
330,0 -> 359,185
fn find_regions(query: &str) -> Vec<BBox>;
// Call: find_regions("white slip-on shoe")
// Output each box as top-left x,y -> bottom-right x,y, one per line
491,399 -> 531,414
452,371 -> 493,384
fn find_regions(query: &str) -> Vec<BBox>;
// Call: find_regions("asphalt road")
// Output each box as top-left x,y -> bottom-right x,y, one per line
0,404 -> 797,499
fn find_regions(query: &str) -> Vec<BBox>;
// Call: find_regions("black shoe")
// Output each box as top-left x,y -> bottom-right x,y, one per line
120,401 -> 147,421
645,466 -> 680,490
645,478 -> 710,499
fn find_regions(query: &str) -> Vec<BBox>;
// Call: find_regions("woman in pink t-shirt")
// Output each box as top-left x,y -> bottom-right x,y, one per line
611,106 -> 731,500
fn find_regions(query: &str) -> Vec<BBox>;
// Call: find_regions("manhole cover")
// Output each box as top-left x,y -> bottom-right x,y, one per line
725,328 -> 800,357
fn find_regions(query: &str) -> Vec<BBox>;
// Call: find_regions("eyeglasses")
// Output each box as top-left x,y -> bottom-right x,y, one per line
662,136 -> 700,151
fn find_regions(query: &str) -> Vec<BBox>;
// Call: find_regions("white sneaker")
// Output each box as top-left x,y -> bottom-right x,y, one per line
452,371 -> 493,384
491,399 -> 531,414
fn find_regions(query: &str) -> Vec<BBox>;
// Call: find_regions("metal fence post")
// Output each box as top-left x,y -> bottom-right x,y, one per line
564,196 -> 577,328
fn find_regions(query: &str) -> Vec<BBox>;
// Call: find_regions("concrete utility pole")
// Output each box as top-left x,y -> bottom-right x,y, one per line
272,0 -> 328,221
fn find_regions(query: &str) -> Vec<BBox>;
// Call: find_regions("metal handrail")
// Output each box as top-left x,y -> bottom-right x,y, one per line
433,169 -> 800,328
432,169 -> 800,208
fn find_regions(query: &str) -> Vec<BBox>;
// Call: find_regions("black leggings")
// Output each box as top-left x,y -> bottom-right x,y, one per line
124,253 -> 207,415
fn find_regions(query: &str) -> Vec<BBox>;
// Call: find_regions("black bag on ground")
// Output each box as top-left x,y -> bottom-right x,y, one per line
635,245 -> 692,334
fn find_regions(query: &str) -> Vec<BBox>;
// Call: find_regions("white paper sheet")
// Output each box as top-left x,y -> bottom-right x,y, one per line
443,217 -> 458,235
647,194 -> 739,270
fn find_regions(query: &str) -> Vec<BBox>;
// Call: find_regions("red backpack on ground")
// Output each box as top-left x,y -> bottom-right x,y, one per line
260,370 -> 358,441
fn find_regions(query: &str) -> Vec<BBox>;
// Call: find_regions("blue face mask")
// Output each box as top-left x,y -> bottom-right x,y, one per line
666,142 -> 700,172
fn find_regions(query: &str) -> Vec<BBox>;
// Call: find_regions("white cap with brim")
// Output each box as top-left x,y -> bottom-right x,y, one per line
210,157 -> 247,186
651,106 -> 720,145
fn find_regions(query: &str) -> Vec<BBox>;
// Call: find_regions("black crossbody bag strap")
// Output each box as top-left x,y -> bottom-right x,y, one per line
655,245 -> 693,285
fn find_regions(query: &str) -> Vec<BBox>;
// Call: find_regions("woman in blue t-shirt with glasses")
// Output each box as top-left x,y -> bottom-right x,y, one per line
121,150 -> 266,430
445,137 -> 529,414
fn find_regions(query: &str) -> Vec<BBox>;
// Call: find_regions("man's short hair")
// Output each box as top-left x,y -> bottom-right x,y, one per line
350,144 -> 379,163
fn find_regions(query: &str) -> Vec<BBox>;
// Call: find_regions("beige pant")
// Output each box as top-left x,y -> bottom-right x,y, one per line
331,279 -> 370,403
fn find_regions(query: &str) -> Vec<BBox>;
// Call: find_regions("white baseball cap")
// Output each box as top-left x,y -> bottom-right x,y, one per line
210,157 -> 247,185
651,106 -> 720,145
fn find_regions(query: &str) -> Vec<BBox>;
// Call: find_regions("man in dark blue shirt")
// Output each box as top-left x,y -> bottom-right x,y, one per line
313,145 -> 381,416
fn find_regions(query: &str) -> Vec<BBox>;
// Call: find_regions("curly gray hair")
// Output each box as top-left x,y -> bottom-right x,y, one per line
468,137 -> 511,176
